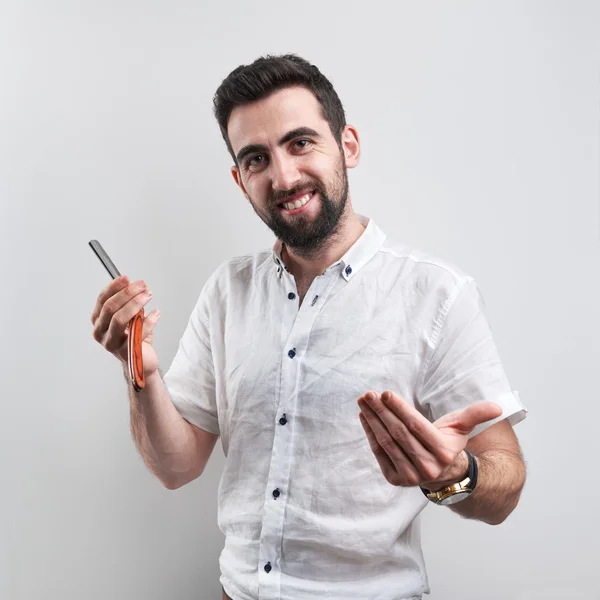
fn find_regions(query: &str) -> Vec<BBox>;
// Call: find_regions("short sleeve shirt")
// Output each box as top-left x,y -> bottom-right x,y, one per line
163,214 -> 527,600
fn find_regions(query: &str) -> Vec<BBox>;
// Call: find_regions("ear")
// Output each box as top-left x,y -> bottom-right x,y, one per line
231,165 -> 250,201
340,124 -> 360,169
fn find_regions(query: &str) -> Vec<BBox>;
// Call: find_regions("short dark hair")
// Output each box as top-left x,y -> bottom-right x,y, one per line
213,54 -> 347,163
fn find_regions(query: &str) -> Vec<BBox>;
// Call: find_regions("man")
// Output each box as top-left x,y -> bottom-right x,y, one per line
91,54 -> 527,600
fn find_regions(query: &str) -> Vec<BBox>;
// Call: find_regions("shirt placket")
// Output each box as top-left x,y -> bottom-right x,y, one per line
256,266 -> 338,600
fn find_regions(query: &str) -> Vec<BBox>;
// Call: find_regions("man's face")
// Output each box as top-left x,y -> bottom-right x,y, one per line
228,86 -> 358,253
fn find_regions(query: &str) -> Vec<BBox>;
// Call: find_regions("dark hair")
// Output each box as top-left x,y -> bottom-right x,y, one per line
213,54 -> 346,163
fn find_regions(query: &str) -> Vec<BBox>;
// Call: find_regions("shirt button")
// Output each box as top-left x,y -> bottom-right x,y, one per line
264,562 -> 272,573
279,414 -> 287,425
345,265 -> 352,275
288,349 -> 296,359
288,292 -> 296,300
272,488 -> 280,498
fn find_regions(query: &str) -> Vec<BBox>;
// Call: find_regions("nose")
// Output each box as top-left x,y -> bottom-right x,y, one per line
270,153 -> 301,192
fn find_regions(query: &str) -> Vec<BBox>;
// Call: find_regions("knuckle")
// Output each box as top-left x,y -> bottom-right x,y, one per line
104,326 -> 124,351
389,425 -> 407,442
112,311 -> 127,328
369,440 -> 380,453
439,450 -> 454,466
103,298 -> 117,315
372,403 -> 385,416
123,285 -> 137,299
379,437 -> 396,454
104,333 -> 117,351
405,472 -> 419,487
408,419 -> 423,436
422,464 -> 439,481
436,446 -> 454,465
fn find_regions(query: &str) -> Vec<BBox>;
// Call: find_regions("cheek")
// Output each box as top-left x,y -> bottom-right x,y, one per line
311,153 -> 341,179
244,174 -> 270,203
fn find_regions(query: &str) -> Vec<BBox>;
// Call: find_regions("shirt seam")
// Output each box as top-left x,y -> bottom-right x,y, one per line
378,246 -> 467,281
414,276 -> 474,399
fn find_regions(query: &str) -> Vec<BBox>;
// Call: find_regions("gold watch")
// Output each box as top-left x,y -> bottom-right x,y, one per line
420,449 -> 478,506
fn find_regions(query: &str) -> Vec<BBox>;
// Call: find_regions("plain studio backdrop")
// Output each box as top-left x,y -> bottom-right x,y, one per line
1,2 -> 599,599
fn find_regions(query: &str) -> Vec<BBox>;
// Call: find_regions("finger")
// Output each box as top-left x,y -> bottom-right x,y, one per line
91,275 -> 130,325
381,390 -> 444,454
386,416 -> 441,479
369,391 -> 442,466
435,402 -> 503,435
359,399 -> 421,485
92,279 -> 148,343
103,289 -> 153,352
359,412 -> 403,485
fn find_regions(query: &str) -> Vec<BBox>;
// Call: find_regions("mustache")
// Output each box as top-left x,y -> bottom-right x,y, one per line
270,181 -> 325,206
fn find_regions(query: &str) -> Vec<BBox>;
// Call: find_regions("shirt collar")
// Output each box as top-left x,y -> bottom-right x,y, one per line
272,214 -> 387,281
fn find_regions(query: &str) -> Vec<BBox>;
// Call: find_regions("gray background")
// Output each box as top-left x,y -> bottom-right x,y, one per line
1,1 -> 599,599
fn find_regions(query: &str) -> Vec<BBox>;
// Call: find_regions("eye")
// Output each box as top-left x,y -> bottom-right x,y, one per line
293,139 -> 312,150
247,154 -> 267,170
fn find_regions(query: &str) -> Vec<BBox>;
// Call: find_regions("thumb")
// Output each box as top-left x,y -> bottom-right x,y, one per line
436,401 -> 503,435
142,309 -> 161,341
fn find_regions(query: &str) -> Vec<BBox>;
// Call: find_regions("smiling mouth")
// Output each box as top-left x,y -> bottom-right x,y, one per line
278,191 -> 315,212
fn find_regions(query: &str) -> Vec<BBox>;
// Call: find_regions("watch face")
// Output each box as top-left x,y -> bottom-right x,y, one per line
439,491 -> 471,506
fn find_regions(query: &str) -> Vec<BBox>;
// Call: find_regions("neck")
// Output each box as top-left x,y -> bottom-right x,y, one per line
281,210 -> 366,281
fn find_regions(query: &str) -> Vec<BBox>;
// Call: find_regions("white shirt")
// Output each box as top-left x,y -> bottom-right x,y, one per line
164,214 -> 527,600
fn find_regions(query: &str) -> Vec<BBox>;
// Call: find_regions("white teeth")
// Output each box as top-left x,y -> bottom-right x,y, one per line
282,193 -> 312,211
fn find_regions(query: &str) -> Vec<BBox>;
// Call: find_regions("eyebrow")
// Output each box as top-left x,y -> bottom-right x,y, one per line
235,127 -> 321,164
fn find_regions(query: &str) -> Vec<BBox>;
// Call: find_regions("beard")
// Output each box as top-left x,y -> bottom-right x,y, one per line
247,155 -> 349,258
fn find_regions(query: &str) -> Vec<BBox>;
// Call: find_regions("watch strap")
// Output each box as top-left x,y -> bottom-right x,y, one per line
467,448 -> 478,490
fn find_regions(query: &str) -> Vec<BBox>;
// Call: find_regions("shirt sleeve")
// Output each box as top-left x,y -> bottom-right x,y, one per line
415,277 -> 527,439
162,278 -> 220,436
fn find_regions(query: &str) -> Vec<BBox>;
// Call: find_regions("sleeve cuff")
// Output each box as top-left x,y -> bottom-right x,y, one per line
169,392 -> 220,436
469,390 -> 528,439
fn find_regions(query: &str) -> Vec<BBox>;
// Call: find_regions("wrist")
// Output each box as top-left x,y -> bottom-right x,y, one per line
143,369 -> 163,390
424,449 -> 470,492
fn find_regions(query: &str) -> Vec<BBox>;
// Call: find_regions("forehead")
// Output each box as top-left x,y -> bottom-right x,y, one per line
227,86 -> 330,153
